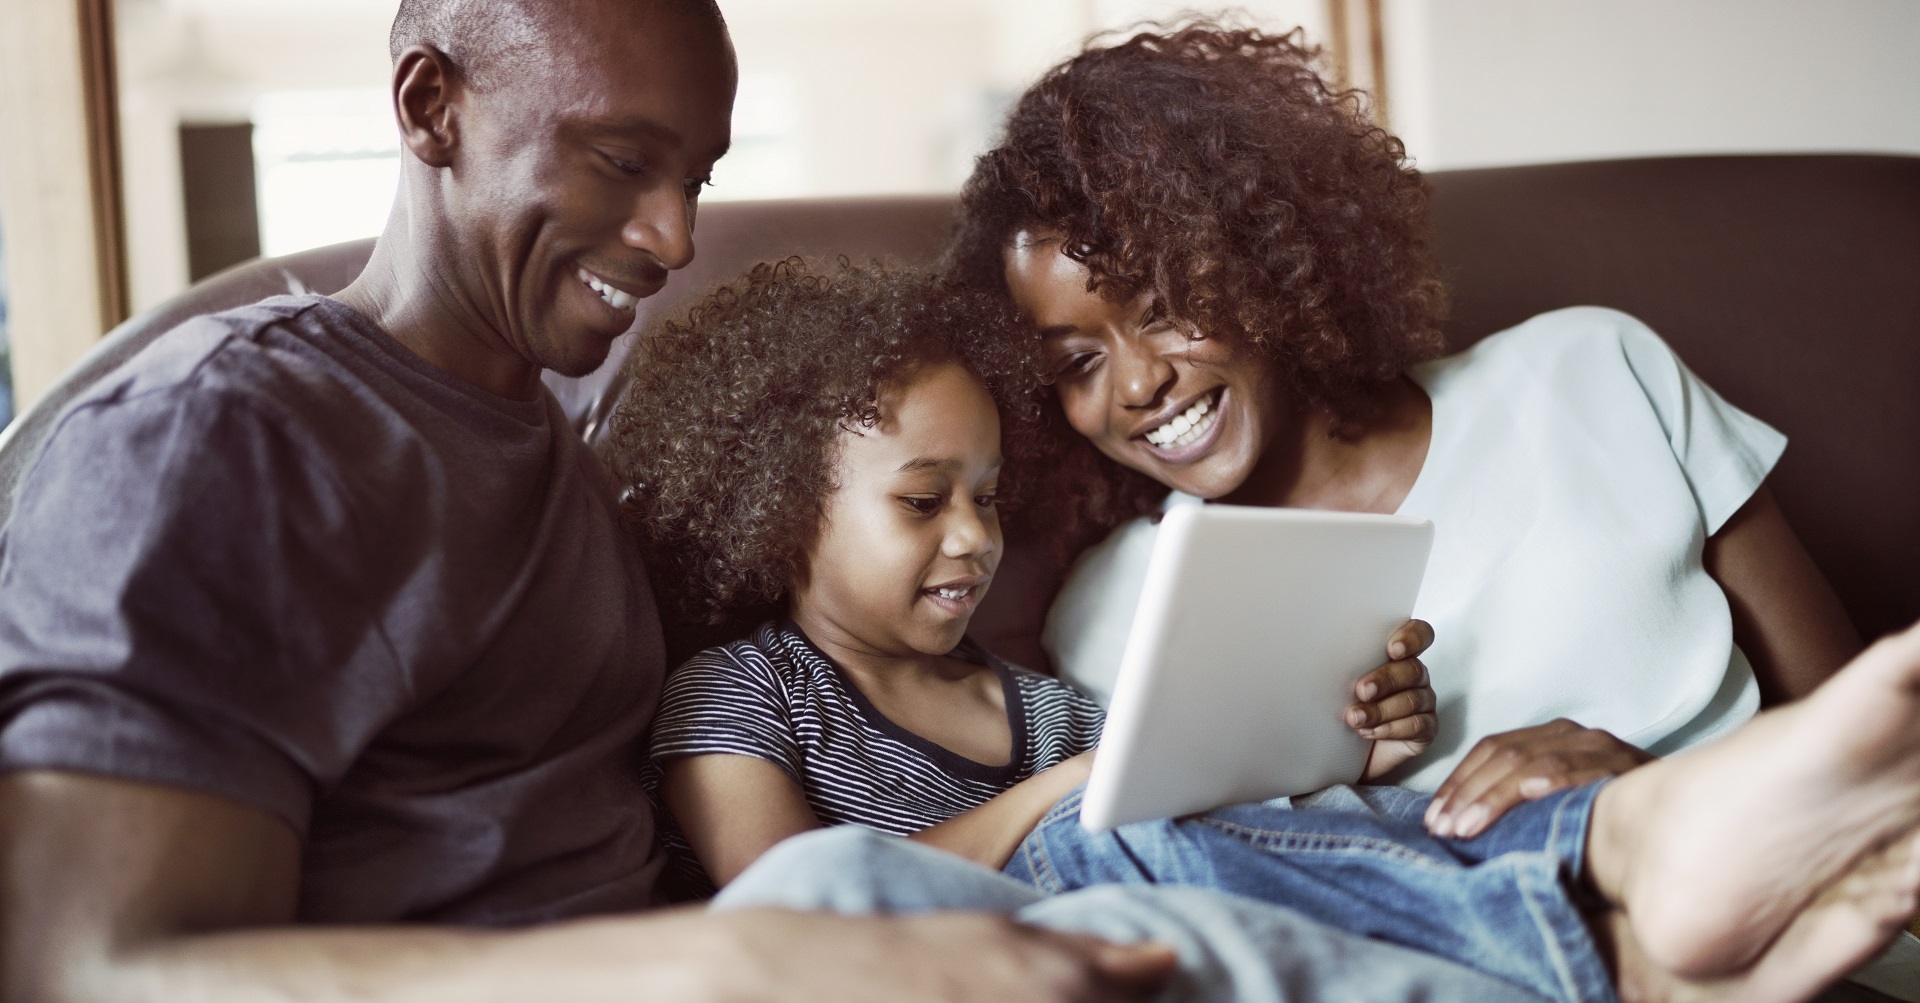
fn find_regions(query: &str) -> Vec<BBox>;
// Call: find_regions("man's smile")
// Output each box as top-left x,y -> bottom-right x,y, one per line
577,266 -> 651,314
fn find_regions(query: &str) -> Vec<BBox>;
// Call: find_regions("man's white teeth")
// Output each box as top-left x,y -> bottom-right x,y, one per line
578,269 -> 638,312
1145,392 -> 1219,447
934,586 -> 971,601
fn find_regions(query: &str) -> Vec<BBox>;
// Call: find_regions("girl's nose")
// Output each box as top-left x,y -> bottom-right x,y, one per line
942,502 -> 997,560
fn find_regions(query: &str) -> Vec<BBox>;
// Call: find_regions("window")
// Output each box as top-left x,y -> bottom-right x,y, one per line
706,73 -> 805,201
251,88 -> 401,258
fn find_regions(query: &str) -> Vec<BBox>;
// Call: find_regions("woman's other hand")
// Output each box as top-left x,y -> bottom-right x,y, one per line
1424,720 -> 1653,839
1352,619 -> 1438,781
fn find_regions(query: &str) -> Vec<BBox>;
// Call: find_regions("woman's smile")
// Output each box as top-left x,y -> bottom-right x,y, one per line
1135,386 -> 1226,462
1003,234 -> 1281,499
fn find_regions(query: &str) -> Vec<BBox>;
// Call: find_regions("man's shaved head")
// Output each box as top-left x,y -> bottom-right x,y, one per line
369,0 -> 735,387
389,0 -> 726,90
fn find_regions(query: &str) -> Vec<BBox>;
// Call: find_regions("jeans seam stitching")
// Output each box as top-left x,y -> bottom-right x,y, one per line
1025,790 -> 1081,894
1194,818 -> 1453,869
1518,855 -> 1616,1003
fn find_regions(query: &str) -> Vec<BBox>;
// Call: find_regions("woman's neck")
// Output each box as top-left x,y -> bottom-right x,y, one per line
1223,376 -> 1433,514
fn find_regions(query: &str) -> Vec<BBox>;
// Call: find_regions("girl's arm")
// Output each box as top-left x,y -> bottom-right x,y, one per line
662,754 -> 823,887
668,750 -> 1095,884
908,752 -> 1095,870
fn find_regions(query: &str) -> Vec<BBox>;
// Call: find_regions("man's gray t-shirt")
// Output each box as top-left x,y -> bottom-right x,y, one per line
0,295 -> 666,924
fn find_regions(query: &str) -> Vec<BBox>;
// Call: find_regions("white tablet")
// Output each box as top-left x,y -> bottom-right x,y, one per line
1078,504 -> 1434,831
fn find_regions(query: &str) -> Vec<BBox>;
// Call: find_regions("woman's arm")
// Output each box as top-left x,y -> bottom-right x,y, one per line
1428,483 -> 1861,839
662,754 -> 824,887
909,752 -> 1096,870
1704,483 -> 1862,704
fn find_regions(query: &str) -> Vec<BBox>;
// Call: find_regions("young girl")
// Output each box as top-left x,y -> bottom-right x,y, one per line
609,258 -> 1437,889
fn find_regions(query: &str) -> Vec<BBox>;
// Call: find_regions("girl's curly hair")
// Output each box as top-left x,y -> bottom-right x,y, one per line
607,258 -> 1049,629
946,21 -> 1449,542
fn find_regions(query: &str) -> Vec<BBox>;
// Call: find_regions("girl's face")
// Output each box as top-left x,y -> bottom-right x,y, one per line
1003,233 -> 1283,500
791,359 -> 1004,659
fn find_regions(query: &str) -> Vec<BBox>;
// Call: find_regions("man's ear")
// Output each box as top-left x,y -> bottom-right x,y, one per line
392,44 -> 461,168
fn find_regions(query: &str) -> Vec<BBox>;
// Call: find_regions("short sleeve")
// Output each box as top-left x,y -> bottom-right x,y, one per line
0,386 -> 402,832
650,646 -> 804,782
1044,493 -> 1199,705
1613,315 -> 1788,535
1015,670 -> 1107,771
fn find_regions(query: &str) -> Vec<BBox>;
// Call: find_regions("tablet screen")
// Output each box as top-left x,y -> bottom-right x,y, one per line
1080,504 -> 1433,831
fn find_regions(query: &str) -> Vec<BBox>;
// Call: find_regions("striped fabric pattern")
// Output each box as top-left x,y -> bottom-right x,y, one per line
651,620 -> 1105,836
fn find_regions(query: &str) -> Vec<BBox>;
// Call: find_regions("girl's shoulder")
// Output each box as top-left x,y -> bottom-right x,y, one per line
971,639 -> 1106,719
675,620 -> 826,694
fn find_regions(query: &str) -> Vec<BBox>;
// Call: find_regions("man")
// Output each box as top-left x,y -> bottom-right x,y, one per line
0,1 -> 1186,998
5,0 -> 1919,1000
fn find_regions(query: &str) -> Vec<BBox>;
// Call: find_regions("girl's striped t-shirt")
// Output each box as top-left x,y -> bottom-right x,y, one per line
650,620 -> 1105,836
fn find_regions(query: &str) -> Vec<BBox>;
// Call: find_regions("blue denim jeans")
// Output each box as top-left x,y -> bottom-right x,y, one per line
716,782 -> 1614,1003
1007,783 -> 1613,1003
716,825 -> 1551,1002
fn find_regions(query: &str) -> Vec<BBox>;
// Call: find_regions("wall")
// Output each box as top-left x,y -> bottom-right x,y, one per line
717,0 -> 1325,198
1,0 -> 122,409
106,0 -> 1920,321
1384,0 -> 1920,170
110,0 -> 1331,314
115,0 -> 399,313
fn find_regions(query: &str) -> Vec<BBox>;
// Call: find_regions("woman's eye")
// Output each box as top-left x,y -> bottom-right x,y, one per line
606,154 -> 646,176
683,175 -> 712,199
901,496 -> 942,515
1055,352 -> 1100,379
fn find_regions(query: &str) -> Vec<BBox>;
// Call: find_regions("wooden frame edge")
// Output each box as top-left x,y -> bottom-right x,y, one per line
1324,0 -> 1391,129
79,0 -> 129,329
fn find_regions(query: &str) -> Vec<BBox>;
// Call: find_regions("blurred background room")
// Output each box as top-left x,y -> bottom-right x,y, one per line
2,0 -> 1917,427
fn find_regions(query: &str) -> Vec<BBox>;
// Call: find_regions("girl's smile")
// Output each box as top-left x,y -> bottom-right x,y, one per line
788,359 -> 1005,664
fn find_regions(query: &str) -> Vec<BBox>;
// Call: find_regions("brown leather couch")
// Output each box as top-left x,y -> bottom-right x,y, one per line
1,153 -> 1917,1000
2,154 -> 1916,672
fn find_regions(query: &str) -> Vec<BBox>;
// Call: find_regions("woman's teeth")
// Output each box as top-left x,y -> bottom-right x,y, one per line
933,585 -> 973,601
1145,391 -> 1219,448
578,269 -> 638,312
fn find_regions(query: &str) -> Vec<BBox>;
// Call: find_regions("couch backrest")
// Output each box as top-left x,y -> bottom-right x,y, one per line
2,156 -> 1913,666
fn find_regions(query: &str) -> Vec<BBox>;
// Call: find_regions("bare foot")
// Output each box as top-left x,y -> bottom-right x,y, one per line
1589,622 -> 1920,979
1611,829 -> 1920,1003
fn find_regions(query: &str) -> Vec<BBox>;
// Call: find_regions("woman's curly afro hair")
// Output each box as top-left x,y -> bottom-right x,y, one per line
946,21 -> 1449,540
607,258 -> 1048,628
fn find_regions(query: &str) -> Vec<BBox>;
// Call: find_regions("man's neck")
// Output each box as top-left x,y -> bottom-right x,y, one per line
333,216 -> 546,402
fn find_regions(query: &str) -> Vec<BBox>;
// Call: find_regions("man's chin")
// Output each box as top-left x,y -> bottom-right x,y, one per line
539,333 -> 628,379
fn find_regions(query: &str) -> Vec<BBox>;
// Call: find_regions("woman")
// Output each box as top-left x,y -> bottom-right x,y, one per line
946,23 -> 1863,838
